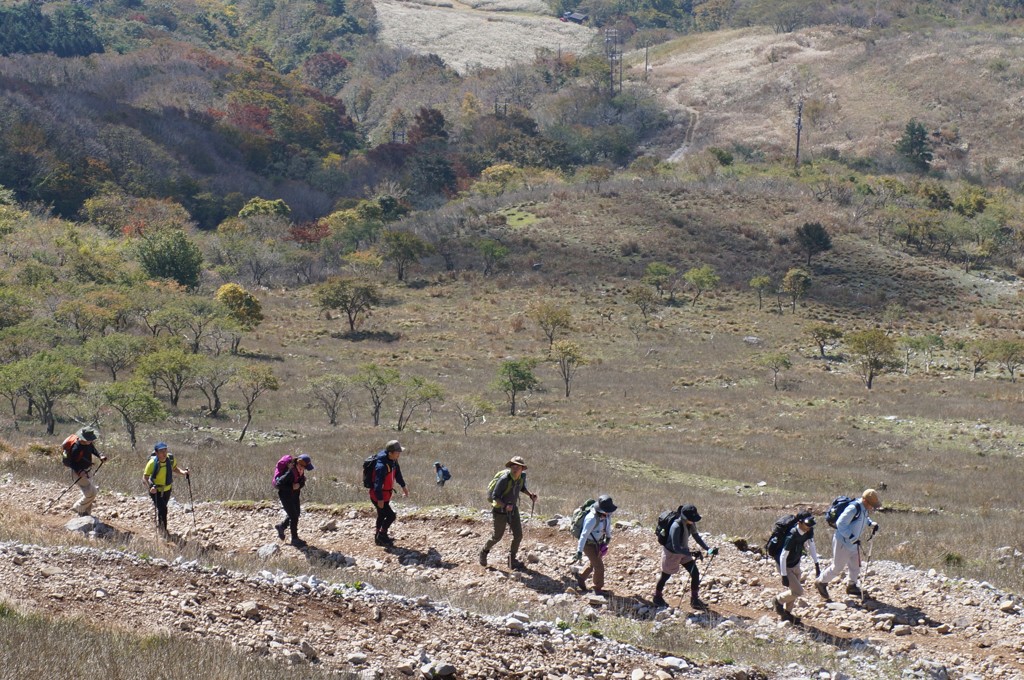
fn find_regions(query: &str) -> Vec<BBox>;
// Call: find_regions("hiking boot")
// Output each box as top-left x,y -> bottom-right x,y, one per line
275,523 -> 286,541
594,589 -> 610,597
845,583 -> 862,597
509,558 -> 527,572
290,537 -> 307,548
690,596 -> 708,610
574,572 -> 588,593
478,550 -> 488,567
815,581 -> 831,601
652,593 -> 668,608
773,597 -> 787,619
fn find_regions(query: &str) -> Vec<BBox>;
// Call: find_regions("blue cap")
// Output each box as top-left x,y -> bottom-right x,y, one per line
154,442 -> 168,451
296,454 -> 314,470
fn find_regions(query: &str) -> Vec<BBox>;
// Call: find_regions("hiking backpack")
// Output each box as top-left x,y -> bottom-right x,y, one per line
569,499 -> 597,539
439,465 -> 452,481
60,434 -> 81,467
148,454 -> 175,487
362,453 -> 381,489
272,454 -> 293,488
486,470 -> 512,499
765,514 -> 799,560
825,496 -> 860,528
655,506 -> 684,546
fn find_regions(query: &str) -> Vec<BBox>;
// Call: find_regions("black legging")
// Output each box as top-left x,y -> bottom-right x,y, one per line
278,490 -> 301,539
657,560 -> 701,593
375,501 -> 396,536
151,489 -> 171,530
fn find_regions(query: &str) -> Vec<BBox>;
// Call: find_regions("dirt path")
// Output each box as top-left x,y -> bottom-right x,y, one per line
4,478 -> 1024,678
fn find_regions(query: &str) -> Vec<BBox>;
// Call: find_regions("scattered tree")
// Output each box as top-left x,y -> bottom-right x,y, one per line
307,374 -> 352,426
757,352 -> 792,390
477,239 -> 509,276
234,365 -> 279,442
988,338 -> 1024,382
781,268 -> 812,313
896,119 -> 933,172
529,302 -> 573,350
749,275 -> 773,310
627,285 -> 660,320
794,222 -> 832,266
83,333 -> 146,381
643,262 -> 678,300
191,355 -> 238,417
846,329 -> 898,389
968,340 -> 990,379
807,323 -> 843,359
135,229 -> 204,290
455,396 -> 493,435
15,351 -> 82,434
395,376 -> 445,431
380,230 -> 434,282
216,283 -> 264,354
137,346 -> 198,407
355,363 -> 401,426
550,339 -> 587,398
100,380 -> 167,451
683,264 -> 719,306
315,277 -> 381,333
494,358 -> 540,416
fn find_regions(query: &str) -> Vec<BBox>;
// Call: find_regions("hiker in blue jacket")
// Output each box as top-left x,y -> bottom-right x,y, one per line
572,494 -> 616,595
773,511 -> 820,622
653,504 -> 717,609
815,488 -> 881,600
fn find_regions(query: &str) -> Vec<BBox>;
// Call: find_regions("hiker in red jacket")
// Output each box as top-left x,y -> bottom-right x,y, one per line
370,440 -> 409,546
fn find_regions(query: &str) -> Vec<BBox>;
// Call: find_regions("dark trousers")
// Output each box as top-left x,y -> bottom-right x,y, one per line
277,490 -> 301,539
483,507 -> 522,559
150,489 -> 171,530
375,501 -> 397,536
581,542 -> 606,590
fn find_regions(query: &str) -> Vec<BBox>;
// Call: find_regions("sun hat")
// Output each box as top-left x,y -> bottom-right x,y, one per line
862,488 -> 882,510
505,456 -> 528,469
385,440 -> 403,453
80,428 -> 97,442
596,494 -> 617,514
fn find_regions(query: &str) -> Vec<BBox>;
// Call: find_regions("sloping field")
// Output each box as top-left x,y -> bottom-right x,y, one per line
373,0 -> 595,72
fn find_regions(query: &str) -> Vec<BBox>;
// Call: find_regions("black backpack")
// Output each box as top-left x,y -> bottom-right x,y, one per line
655,506 -> 683,546
825,496 -> 859,528
765,514 -> 799,560
362,453 -> 380,489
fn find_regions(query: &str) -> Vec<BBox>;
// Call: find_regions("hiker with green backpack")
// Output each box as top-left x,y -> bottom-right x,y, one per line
142,442 -> 189,536
479,456 -> 537,570
652,504 -> 717,609
570,494 -> 616,595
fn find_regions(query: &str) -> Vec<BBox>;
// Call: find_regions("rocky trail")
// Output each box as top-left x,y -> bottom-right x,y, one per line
2,476 -> 1023,679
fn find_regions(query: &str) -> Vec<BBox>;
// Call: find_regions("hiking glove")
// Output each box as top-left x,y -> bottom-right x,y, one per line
572,551 -> 582,563
781,575 -> 790,587
814,563 -> 821,578
872,524 -> 879,536
599,544 -> 608,557
708,547 -> 719,556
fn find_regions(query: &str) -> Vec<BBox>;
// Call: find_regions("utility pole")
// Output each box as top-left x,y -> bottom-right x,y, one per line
604,28 -> 620,96
794,99 -> 804,172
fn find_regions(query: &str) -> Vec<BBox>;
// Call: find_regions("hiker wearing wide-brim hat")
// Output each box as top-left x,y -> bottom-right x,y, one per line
142,442 -> 190,537
572,494 -> 616,596
480,456 -> 537,570
63,428 -> 108,517
773,511 -> 820,622
815,488 -> 882,601
653,503 -> 717,609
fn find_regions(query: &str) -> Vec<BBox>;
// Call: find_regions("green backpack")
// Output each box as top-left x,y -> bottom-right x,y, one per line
570,499 -> 597,539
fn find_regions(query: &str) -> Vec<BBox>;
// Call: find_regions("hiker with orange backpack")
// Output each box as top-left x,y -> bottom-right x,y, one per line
142,442 -> 189,536
61,428 -> 107,517
273,453 -> 314,548
369,440 -> 409,546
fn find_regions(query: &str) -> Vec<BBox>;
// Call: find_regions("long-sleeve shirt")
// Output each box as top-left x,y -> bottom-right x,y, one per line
665,519 -> 709,556
489,471 -> 530,510
371,451 -> 405,503
576,508 -> 611,553
274,465 -> 306,497
778,526 -> 820,573
835,500 -> 876,550
67,441 -> 101,474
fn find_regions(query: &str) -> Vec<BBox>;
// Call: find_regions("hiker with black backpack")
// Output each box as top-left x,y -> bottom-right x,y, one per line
571,494 -> 616,595
142,442 -> 189,536
815,488 -> 882,600
273,453 -> 314,548
62,428 -> 108,517
369,440 -> 409,547
652,504 -> 717,609
770,511 -> 820,622
479,456 -> 537,570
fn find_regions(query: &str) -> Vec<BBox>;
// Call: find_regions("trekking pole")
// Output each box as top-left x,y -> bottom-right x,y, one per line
186,473 -> 197,532
530,495 -> 536,521
44,476 -> 80,513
